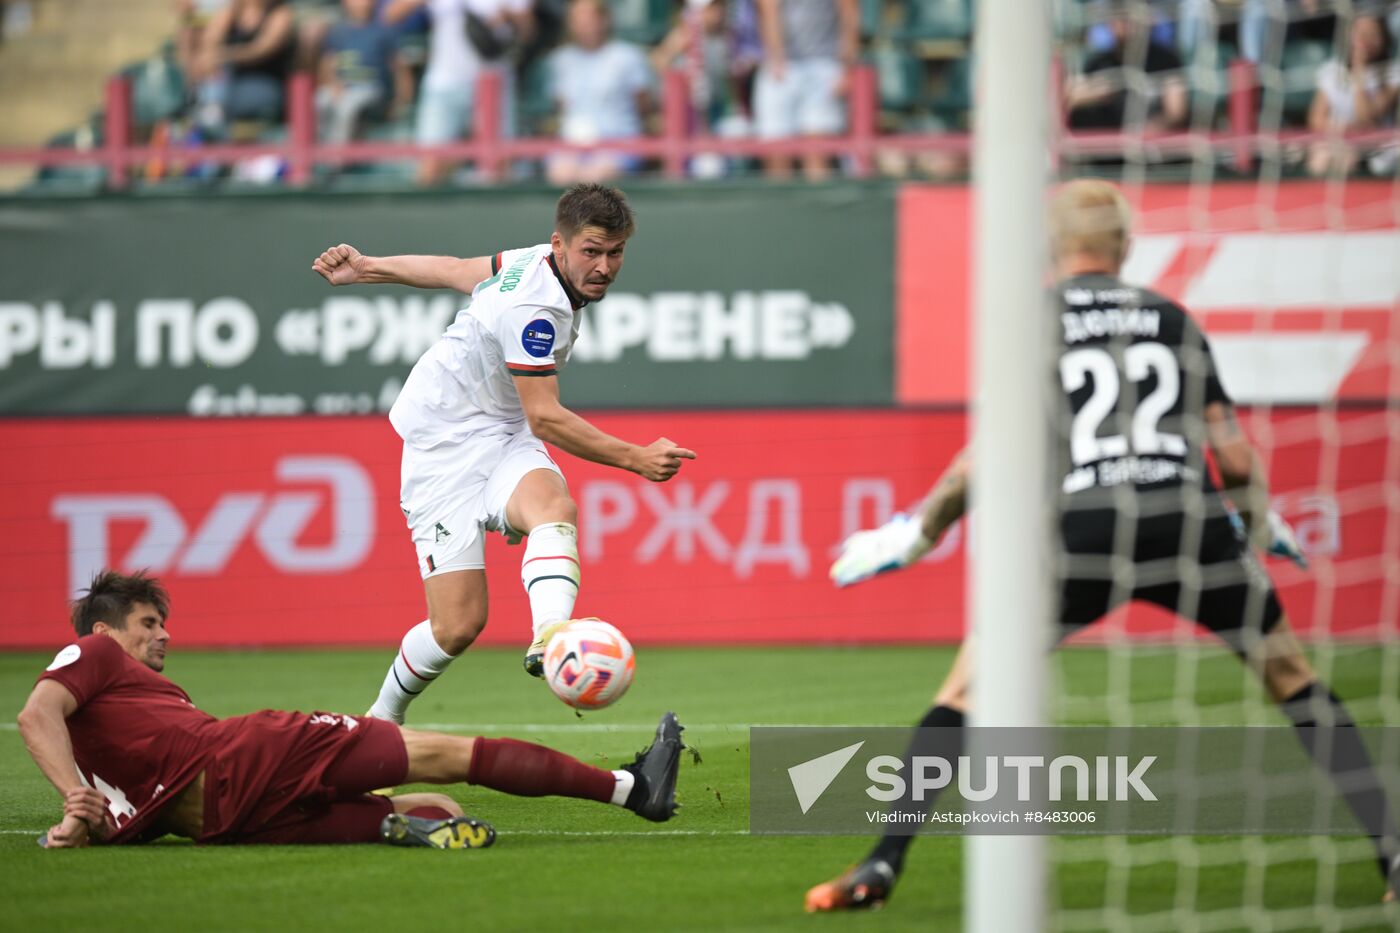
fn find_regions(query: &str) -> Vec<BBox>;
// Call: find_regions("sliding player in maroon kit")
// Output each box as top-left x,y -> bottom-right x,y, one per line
19,571 -> 683,849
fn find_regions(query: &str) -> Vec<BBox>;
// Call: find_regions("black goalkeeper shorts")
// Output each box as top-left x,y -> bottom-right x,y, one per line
1057,509 -> 1284,648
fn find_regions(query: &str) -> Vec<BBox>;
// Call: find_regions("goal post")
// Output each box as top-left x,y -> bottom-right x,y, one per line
966,0 -> 1054,931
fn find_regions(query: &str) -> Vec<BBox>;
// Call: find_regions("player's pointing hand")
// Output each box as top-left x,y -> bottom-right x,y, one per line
312,243 -> 366,286
635,437 -> 696,483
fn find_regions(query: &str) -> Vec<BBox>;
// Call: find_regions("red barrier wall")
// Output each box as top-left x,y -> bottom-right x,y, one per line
0,410 -> 1389,648
897,180 -> 1400,406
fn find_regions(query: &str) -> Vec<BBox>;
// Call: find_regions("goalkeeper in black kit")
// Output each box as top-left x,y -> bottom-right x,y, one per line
805,179 -> 1400,912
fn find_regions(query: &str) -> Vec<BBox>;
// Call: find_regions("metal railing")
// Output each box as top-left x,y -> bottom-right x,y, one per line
0,62 -> 1394,188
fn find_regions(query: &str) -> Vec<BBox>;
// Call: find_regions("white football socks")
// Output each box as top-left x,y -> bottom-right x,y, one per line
609,769 -> 636,807
368,620 -> 456,724
521,522 -> 581,638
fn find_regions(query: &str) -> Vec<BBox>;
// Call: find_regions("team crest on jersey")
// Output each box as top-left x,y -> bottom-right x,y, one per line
522,319 -> 556,358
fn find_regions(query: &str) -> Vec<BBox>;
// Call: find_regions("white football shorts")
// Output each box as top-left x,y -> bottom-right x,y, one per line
399,426 -> 564,579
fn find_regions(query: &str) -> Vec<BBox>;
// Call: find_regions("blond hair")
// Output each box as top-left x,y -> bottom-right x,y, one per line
1049,179 -> 1132,268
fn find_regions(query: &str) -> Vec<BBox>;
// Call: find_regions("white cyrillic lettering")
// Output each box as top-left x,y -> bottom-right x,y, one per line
136,300 -> 195,368
648,292 -> 699,361
193,298 -> 258,368
185,385 -> 306,417
699,291 -> 755,360
0,302 -> 39,366
733,479 -> 808,577
39,301 -> 93,369
321,297 -> 376,364
377,377 -> 402,412
90,301 -> 115,368
838,479 -> 894,553
634,482 -> 731,563
760,291 -> 808,360
579,481 -> 636,560
588,294 -> 650,362
275,308 -> 319,355
369,295 -> 455,365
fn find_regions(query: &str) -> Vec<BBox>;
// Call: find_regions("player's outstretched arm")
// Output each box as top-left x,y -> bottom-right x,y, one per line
1206,402 -> 1307,568
831,450 -> 970,587
312,243 -> 494,292
514,374 -> 695,482
17,680 -> 104,847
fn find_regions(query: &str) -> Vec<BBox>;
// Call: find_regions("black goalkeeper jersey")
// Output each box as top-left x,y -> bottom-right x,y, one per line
1050,275 -> 1283,638
1054,272 -> 1232,509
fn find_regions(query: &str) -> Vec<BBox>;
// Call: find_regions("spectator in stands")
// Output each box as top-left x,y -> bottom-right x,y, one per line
193,0 -> 297,132
1307,10 -> 1400,177
545,0 -> 652,184
652,0 -> 755,141
1087,0 -> 1175,55
316,0 -> 413,144
176,0 -> 229,79
1066,2 -> 1188,133
753,0 -> 859,181
383,0 -> 535,186
1179,0 -> 1340,66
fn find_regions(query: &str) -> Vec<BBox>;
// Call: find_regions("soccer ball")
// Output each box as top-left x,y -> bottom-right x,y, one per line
543,618 -> 635,711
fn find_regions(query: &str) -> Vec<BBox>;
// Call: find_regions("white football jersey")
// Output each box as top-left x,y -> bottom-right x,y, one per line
390,243 -> 586,450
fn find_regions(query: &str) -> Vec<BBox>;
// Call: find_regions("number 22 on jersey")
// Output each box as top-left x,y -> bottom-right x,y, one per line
1059,341 -> 1187,467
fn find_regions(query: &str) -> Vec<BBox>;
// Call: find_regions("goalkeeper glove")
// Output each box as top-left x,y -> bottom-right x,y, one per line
830,513 -> 934,588
1265,509 -> 1308,569
1228,508 -> 1308,569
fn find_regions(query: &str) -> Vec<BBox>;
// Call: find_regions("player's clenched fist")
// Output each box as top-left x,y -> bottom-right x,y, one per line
41,814 -> 91,849
312,243 -> 367,286
634,437 -> 696,483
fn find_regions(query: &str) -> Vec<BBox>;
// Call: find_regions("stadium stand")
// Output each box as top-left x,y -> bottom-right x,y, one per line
0,0 -> 1397,191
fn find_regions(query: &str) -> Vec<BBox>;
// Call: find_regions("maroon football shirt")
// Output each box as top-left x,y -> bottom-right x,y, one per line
38,634 -> 409,845
38,634 -> 220,843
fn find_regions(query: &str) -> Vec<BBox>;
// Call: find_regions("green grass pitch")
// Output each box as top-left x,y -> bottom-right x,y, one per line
1,645 -> 1396,932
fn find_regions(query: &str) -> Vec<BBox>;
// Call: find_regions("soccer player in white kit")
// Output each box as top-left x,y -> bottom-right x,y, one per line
312,184 -> 696,723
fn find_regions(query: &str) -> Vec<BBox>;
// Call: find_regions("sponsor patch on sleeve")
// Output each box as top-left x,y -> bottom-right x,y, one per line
47,644 -> 81,671
522,319 -> 556,358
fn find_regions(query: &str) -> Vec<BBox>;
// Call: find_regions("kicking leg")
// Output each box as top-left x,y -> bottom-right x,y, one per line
398,710 -> 683,822
506,468 -> 582,677
1246,616 -> 1400,898
368,569 -> 488,723
806,641 -> 973,912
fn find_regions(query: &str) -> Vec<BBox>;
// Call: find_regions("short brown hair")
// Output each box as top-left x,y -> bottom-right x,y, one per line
71,570 -> 169,637
555,183 -> 636,241
1049,179 -> 1132,267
